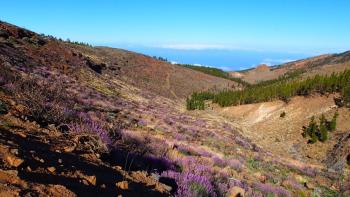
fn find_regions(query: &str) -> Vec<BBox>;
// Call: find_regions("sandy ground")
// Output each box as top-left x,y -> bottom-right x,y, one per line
209,94 -> 350,165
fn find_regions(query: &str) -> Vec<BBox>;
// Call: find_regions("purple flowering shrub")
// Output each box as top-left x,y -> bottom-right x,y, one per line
216,178 -> 248,197
2,74 -> 77,126
281,177 -> 303,190
253,182 -> 292,197
161,170 -> 216,197
212,156 -> 227,167
69,113 -> 111,146
227,158 -> 244,171
144,155 -> 176,172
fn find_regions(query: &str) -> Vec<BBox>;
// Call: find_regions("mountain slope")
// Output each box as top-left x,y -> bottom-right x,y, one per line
234,52 -> 350,84
69,45 -> 238,99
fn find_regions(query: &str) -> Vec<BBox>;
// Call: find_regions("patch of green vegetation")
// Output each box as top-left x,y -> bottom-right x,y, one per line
267,193 -> 276,197
187,70 -> 350,109
152,56 -> 168,62
294,190 -> 307,197
64,38 -> 92,47
189,182 -> 209,197
303,112 -> 338,143
318,185 -> 339,197
0,100 -> 8,114
186,92 -> 213,110
247,158 -> 259,170
179,64 -> 250,86
280,111 -> 286,118
342,85 -> 350,107
180,64 -> 231,79
0,120 -> 11,130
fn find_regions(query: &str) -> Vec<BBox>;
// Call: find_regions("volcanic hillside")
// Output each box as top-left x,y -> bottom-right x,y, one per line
232,52 -> 350,84
68,45 -> 238,99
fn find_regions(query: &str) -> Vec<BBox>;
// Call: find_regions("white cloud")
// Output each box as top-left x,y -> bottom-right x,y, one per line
261,58 -> 295,66
157,44 -> 240,50
239,66 -> 249,70
192,63 -> 231,71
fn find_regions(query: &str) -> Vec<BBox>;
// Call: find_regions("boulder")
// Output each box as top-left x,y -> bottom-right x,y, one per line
116,181 -> 129,190
84,175 -> 96,186
5,155 -> 24,167
228,186 -> 245,197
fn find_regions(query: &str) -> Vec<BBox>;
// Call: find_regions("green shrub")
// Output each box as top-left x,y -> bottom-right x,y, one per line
280,111 -> 286,118
186,92 -> 214,110
179,64 -> 250,86
329,112 -> 338,131
303,116 -> 318,143
303,113 -> 338,143
342,85 -> 350,107
0,101 -> 8,114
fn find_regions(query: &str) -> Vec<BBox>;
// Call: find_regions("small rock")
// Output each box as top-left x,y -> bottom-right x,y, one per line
295,175 -> 307,184
253,172 -> 266,183
26,166 -> 32,172
39,158 -> 45,163
58,159 -> 63,164
82,179 -> 89,186
155,182 -> 172,193
228,186 -> 245,197
48,124 -> 56,130
4,170 -> 18,176
116,181 -> 128,190
14,104 -> 25,113
63,144 -> 76,153
47,167 -> 56,173
100,184 -> 106,189
10,149 -> 19,155
8,100 -> 16,106
304,181 -> 315,189
113,166 -> 122,170
5,155 -> 24,167
83,175 -> 96,186
150,172 -> 160,181
18,132 -> 27,138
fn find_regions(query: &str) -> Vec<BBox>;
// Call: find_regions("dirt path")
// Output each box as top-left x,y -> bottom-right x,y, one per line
165,66 -> 178,99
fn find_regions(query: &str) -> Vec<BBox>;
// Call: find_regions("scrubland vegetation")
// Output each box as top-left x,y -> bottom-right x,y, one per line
180,64 -> 249,85
302,112 -> 338,143
187,70 -> 350,110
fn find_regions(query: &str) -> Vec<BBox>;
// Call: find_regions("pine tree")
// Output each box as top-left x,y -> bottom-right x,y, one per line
329,112 -> 339,131
306,116 -> 318,143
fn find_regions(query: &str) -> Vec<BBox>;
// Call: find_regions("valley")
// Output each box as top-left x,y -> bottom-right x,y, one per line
0,21 -> 349,197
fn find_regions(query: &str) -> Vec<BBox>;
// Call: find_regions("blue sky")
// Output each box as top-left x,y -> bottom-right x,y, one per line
1,0 -> 349,70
